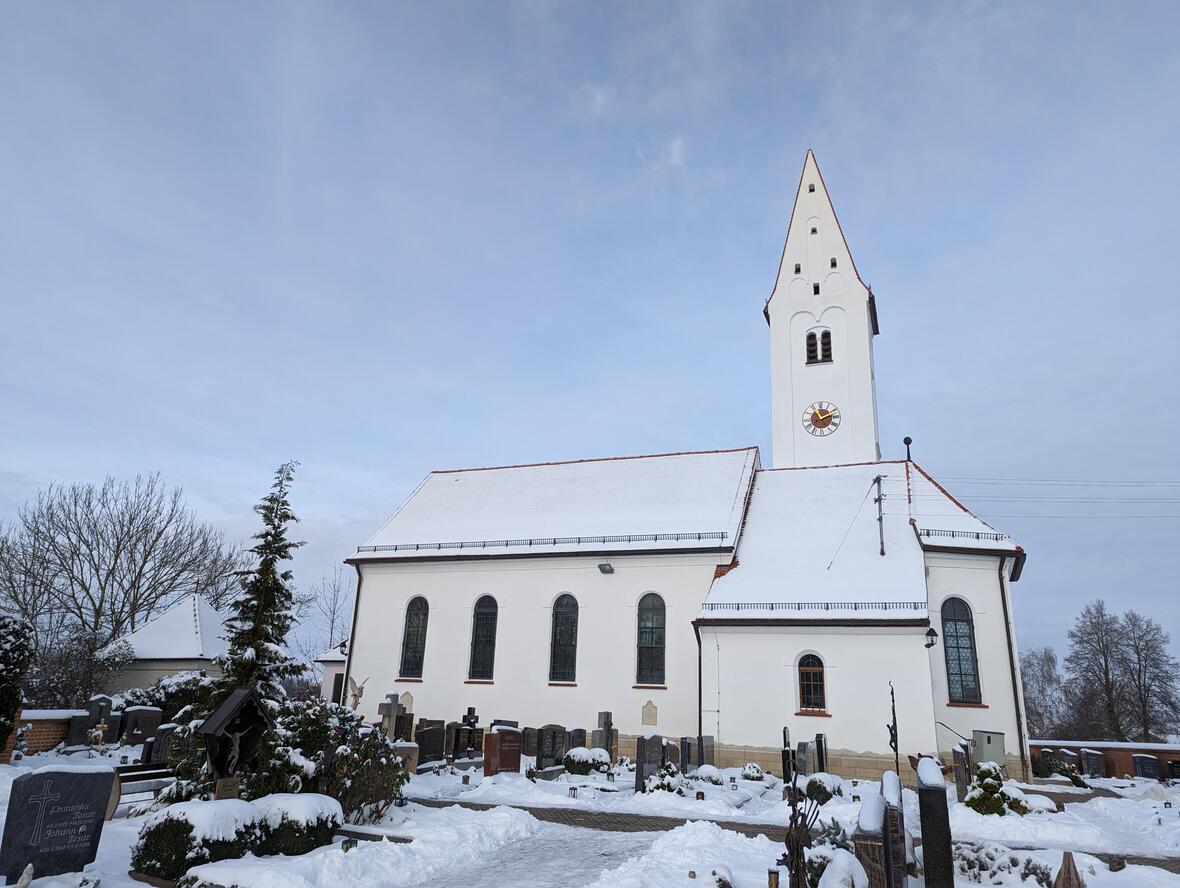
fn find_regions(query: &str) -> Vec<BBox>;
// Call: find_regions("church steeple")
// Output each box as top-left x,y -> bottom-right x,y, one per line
765,150 -> 881,468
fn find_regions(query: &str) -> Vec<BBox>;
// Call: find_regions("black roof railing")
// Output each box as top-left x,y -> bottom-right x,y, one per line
356,530 -> 728,554
700,601 -> 927,612
918,528 -> 1009,542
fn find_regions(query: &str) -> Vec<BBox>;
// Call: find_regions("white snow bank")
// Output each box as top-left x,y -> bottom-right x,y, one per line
145,799 -> 260,842
252,794 -> 343,829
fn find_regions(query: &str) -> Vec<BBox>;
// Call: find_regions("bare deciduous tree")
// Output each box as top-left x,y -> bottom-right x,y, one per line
1064,599 -> 1126,741
1020,646 -> 1066,739
1117,610 -> 1180,742
293,566 -> 354,667
0,475 -> 247,655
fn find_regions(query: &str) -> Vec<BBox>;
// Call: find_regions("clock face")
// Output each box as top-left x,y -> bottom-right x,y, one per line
802,401 -> 841,437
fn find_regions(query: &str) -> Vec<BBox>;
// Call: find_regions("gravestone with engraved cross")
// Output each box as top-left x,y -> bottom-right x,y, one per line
0,765 -> 116,882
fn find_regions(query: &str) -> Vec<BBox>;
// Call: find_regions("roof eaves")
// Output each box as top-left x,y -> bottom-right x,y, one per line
430,446 -> 761,476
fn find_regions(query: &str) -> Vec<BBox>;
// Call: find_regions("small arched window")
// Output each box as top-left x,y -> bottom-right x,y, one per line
820,330 -> 833,362
810,226 -> 818,235
549,594 -> 579,682
799,654 -> 826,710
636,593 -> 666,685
794,262 -> 801,275
468,595 -> 499,680
808,183 -> 816,193
941,598 -> 982,703
830,257 -> 837,268
806,332 -> 819,365
399,597 -> 429,678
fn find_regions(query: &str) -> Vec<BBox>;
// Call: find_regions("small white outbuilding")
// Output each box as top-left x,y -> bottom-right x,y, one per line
106,593 -> 229,692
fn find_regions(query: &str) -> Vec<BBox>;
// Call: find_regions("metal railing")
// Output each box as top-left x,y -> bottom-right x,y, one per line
918,528 -> 1009,542
357,530 -> 728,554
700,600 -> 927,612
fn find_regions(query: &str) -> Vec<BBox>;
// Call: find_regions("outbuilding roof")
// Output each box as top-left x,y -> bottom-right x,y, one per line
350,447 -> 760,562
120,593 -> 229,661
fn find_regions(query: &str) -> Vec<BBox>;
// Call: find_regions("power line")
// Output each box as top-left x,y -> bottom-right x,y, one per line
940,477 -> 1180,487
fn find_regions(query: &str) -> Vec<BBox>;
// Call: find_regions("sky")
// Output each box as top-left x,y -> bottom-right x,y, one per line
1,1 -> 1178,660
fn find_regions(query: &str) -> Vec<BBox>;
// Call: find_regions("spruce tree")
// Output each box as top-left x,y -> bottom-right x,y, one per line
216,461 -> 305,711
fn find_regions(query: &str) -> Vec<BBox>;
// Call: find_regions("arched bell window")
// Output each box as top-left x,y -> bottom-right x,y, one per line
636,593 -> 666,685
941,597 -> 982,703
806,332 -> 819,364
820,330 -> 833,362
399,596 -> 429,678
549,594 -> 579,682
468,595 -> 498,680
798,654 -> 826,710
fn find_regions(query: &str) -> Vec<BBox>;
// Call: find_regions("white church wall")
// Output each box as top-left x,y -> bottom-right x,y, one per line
345,552 -> 722,737
925,551 -> 1026,766
698,623 -> 938,756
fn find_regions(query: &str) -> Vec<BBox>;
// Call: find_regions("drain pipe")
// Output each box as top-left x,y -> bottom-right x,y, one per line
693,621 -> 703,741
997,555 -> 1030,782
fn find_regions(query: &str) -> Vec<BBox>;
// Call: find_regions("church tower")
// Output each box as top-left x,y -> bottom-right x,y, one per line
766,151 -> 881,469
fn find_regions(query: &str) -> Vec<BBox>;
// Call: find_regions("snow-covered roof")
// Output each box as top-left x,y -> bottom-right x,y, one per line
316,646 -> 346,663
351,448 -> 760,562
699,461 -> 1022,621
120,593 -> 229,661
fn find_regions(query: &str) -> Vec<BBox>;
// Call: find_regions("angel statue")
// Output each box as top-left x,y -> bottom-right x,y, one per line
348,676 -> 369,711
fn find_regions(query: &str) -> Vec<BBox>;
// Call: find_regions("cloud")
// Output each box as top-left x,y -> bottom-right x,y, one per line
651,134 -> 686,173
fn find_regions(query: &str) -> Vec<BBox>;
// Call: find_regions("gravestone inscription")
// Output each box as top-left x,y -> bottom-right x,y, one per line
150,724 -> 177,766
634,734 -> 666,793
415,726 -> 445,771
537,724 -> 567,777
484,727 -> 522,777
123,706 -> 164,749
0,766 -> 116,883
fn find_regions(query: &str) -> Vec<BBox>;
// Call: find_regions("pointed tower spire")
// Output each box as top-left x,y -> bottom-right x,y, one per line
765,151 -> 881,468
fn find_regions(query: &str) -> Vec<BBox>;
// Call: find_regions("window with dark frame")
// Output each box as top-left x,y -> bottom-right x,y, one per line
806,331 -> 819,364
636,593 -> 666,685
813,283 -> 820,295
331,672 -> 344,705
820,330 -> 833,362
794,262 -> 801,274
808,183 -> 816,192
549,594 -> 579,682
830,257 -> 837,268
399,596 -> 430,678
941,597 -> 982,703
810,226 -> 818,234
468,595 -> 498,681
799,654 -> 826,710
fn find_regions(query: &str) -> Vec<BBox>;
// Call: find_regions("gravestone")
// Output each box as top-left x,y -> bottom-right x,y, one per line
87,696 -> 112,727
1056,748 -> 1080,772
1081,748 -> 1105,778
814,733 -> 828,773
103,712 -> 122,745
796,741 -> 815,776
593,712 -> 616,761
1133,754 -> 1161,780
393,740 -> 419,774
197,689 -> 274,792
444,722 -> 461,758
66,715 -> 91,748
0,765 -> 116,883
634,734 -> 666,793
150,724 -> 177,766
697,735 -> 716,767
414,717 -> 443,736
522,727 -> 539,758
679,737 -> 695,771
641,700 -> 657,726
377,694 -> 404,734
393,708 -> 415,742
484,726 -> 523,777
952,743 -> 972,802
665,742 -> 680,767
462,707 -> 479,729
415,726 -> 445,771
491,719 -> 519,730
917,764 -> 952,888
567,728 -> 587,750
883,792 -> 907,887
853,802 -> 889,888
140,738 -> 155,767
123,706 -> 164,748
537,724 -> 567,777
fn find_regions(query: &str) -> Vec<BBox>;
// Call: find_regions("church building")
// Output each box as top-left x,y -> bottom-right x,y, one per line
342,151 -> 1030,779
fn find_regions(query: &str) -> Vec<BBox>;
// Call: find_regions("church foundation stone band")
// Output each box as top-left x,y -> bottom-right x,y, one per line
341,150 -> 1031,783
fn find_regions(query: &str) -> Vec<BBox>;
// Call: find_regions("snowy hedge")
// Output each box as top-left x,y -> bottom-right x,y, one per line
132,794 -> 342,881
964,762 -> 1029,816
642,761 -> 685,795
117,670 -> 219,725
562,746 -> 611,775
692,764 -> 724,785
740,762 -> 764,781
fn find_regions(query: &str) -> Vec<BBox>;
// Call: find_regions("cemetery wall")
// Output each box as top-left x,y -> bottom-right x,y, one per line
1030,741 -> 1180,780
106,658 -> 220,693
924,553 -> 1026,767
0,710 -> 75,763
348,552 -> 722,739
698,623 -> 939,756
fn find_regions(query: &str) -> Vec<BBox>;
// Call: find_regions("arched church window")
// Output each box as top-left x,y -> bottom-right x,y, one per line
549,594 -> 579,682
798,654 -> 826,710
399,596 -> 429,678
806,332 -> 819,364
794,263 -> 801,275
820,330 -> 833,363
468,595 -> 498,681
941,597 -> 982,703
636,593 -> 665,685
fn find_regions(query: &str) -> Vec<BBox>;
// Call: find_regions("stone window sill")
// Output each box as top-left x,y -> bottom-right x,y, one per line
946,701 -> 988,708
633,684 -> 667,690
548,681 -> 577,687
795,709 -> 832,718
395,677 -> 423,683
464,679 -> 494,685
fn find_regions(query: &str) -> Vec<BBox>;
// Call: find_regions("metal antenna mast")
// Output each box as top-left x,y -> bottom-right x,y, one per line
873,474 -> 886,556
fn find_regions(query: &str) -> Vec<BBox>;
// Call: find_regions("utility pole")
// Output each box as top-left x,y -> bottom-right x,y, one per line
873,474 -> 886,556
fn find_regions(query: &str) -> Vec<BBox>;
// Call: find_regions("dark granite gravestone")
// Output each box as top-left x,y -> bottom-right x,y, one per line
140,738 -> 155,767
491,719 -> 519,730
87,696 -> 112,727
697,735 -> 716,767
149,724 -> 177,766
592,711 -> 617,761
414,717 -> 443,735
1133,754 -> 1161,780
536,724 -> 567,777
415,726 -> 445,771
567,728 -> 587,750
634,734 -> 666,793
679,737 -> 695,771
452,726 -> 471,758
917,766 -> 952,888
796,741 -> 815,776
462,707 -> 478,729
952,744 -> 972,802
484,727 -> 522,777
883,793 -> 908,888
103,712 -> 122,745
522,727 -> 539,758
0,765 -> 116,883
444,722 -> 461,758
123,706 -> 164,748
197,689 -> 274,790
66,715 -> 91,748
1081,748 -> 1105,778
1057,748 -> 1080,770
814,733 -> 828,773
